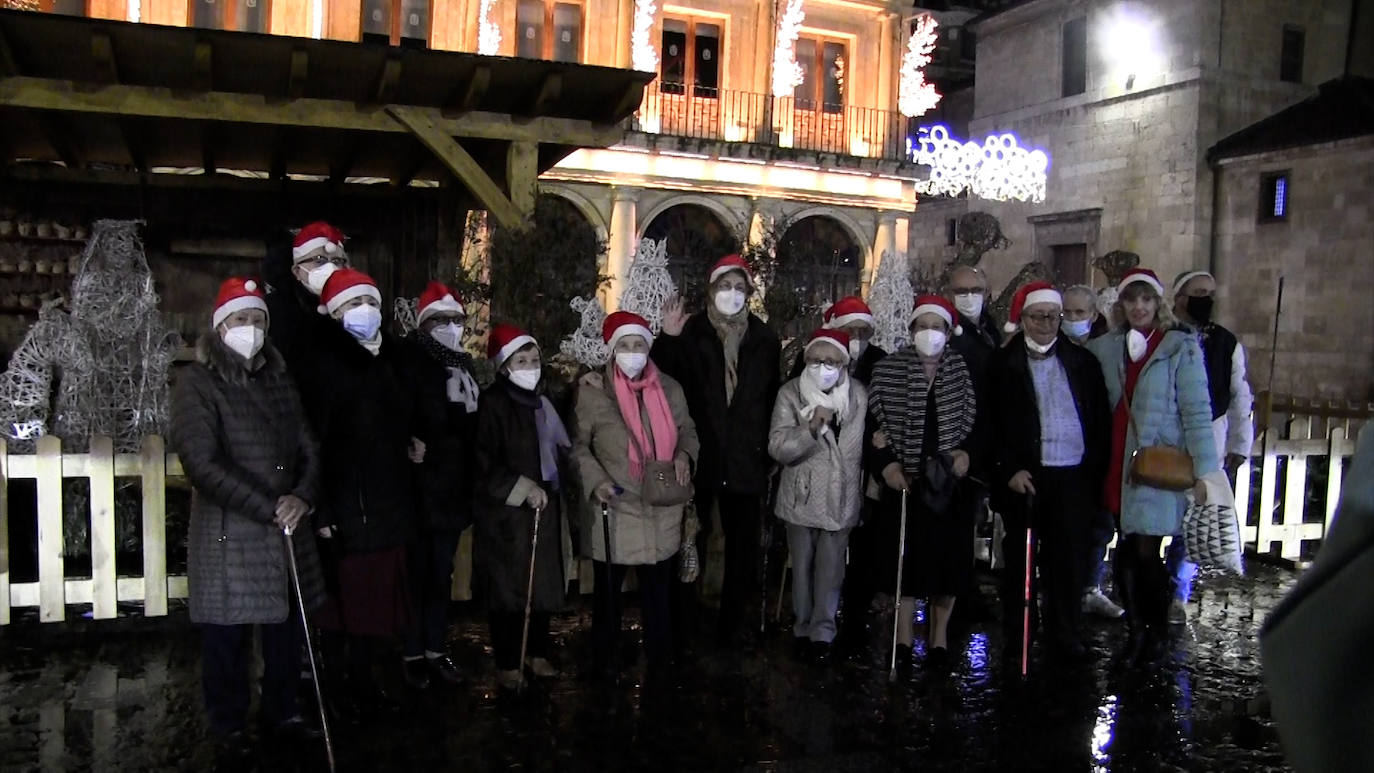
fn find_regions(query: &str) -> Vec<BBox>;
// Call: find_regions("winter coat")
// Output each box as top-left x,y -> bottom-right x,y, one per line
768,376 -> 868,531
571,369 -> 700,565
472,377 -> 567,613
402,333 -> 479,533
292,322 -> 420,555
651,312 -> 781,497
1088,328 -> 1219,536
987,334 -> 1111,516
171,335 -> 326,626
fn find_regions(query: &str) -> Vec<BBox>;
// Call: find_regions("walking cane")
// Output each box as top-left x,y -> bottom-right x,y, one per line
1021,492 -> 1035,679
600,500 -> 619,685
888,488 -> 909,683
517,505 -> 544,695
281,526 -> 335,773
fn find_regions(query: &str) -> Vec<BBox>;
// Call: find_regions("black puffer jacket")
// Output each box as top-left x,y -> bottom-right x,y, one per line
171,335 -> 326,626
651,312 -> 781,497
293,322 -> 420,555
402,332 -> 478,533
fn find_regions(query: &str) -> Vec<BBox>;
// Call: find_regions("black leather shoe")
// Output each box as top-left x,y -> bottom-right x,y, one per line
428,654 -> 466,686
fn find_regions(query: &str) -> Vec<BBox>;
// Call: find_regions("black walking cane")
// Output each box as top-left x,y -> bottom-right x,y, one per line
517,505 -> 544,695
282,526 -> 335,773
888,488 -> 909,683
1021,492 -> 1036,678
600,499 -> 620,685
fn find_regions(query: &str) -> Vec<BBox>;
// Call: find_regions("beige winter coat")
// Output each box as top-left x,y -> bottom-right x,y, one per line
572,370 -> 700,565
768,377 -> 868,532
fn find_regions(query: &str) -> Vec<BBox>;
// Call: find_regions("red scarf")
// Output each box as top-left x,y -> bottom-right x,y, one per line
613,361 -> 678,479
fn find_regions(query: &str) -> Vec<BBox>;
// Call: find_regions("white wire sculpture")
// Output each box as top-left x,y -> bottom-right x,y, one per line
560,295 -> 609,368
393,296 -> 419,336
899,14 -> 942,118
617,238 -> 677,335
868,250 -> 915,353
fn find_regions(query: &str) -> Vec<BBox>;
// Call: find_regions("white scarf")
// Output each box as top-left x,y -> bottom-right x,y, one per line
798,372 -> 852,434
359,331 -> 382,356
445,365 -> 480,412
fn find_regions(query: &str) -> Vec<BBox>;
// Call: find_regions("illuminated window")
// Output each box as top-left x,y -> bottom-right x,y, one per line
1062,17 -> 1086,97
1259,171 -> 1290,222
516,0 -> 583,62
361,0 -> 429,47
794,35 -> 846,113
190,0 -> 269,32
1280,25 -> 1304,83
661,16 -> 720,98
42,0 -> 87,15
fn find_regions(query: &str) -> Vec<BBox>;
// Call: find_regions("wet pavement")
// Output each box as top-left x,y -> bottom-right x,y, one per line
0,563 -> 1296,772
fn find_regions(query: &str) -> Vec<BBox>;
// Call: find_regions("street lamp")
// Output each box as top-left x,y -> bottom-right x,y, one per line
1100,5 -> 1161,91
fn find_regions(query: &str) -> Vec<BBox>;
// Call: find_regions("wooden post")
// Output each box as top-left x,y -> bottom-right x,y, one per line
1234,453 -> 1255,547
140,435 -> 168,617
88,436 -> 117,620
0,440 -> 9,625
35,435 -> 65,622
1325,426 -> 1347,533
1256,429 -> 1279,556
1281,416 -> 1311,560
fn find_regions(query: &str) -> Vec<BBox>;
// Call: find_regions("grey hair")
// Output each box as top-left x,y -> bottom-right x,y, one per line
1063,284 -> 1097,304
943,264 -> 988,290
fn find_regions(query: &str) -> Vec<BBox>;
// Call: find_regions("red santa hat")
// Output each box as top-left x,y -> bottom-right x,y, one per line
416,281 -> 466,325
911,294 -> 962,336
488,323 -> 537,370
708,254 -> 754,290
1171,270 -> 1213,297
822,296 -> 875,330
1118,268 -> 1165,297
292,221 -> 346,263
212,276 -> 268,328
602,310 -> 654,351
317,268 -> 381,315
1004,281 -> 1063,332
804,328 -> 851,364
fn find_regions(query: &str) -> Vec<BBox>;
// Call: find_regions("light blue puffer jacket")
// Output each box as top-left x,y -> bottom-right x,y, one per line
1088,328 -> 1220,536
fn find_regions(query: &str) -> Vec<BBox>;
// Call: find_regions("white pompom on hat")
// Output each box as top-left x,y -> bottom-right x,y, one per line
212,276 -> 268,328
292,221 -> 346,263
910,294 -> 963,336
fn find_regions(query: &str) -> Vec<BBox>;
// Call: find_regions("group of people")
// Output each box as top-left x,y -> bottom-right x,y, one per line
171,219 -> 1252,758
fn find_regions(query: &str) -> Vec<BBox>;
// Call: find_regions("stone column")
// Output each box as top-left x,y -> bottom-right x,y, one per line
606,186 -> 640,310
868,210 -> 898,293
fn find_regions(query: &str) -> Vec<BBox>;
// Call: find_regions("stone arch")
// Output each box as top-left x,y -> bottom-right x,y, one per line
539,183 -> 610,238
784,205 -> 873,270
637,193 -> 746,240
770,214 -> 866,338
641,202 -> 742,310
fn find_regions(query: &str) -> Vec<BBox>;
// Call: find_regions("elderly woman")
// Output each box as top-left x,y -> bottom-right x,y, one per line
769,329 -> 868,663
171,277 -> 324,755
655,254 -> 780,648
1087,268 -> 1217,667
867,295 -> 977,670
474,324 -> 571,691
572,311 -> 699,679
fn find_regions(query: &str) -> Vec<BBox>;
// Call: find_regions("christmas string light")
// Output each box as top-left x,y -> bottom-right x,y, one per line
771,0 -> 806,97
911,125 -> 1050,203
899,14 -> 941,118
631,0 -> 659,73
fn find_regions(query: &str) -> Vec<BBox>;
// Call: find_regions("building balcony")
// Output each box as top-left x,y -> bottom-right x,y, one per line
628,81 -> 911,164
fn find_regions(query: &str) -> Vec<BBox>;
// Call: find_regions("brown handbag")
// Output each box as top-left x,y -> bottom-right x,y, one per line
1126,394 -> 1195,491
626,428 -> 694,507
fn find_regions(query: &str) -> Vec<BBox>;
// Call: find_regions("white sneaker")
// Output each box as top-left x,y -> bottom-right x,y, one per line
1168,598 -> 1188,625
1082,588 -> 1125,619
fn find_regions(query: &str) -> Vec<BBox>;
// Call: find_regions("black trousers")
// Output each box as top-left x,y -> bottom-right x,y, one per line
404,529 -> 462,657
201,617 -> 301,735
592,558 -> 674,668
839,498 -> 882,641
695,490 -> 763,642
1000,464 -> 1093,649
488,610 -> 550,671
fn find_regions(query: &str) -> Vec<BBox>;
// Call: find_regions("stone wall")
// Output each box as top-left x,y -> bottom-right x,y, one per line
1214,137 -> 1374,401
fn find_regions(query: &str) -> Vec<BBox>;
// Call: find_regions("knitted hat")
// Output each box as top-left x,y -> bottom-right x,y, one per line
212,276 -> 268,328
1171,270 -> 1213,297
804,328 -> 851,363
292,221 -> 346,263
488,323 -> 537,371
317,268 -> 381,315
601,310 -> 653,351
1004,281 -> 1063,332
1118,268 -> 1164,296
708,254 -> 754,290
416,281 -> 465,325
822,296 -> 875,330
911,294 -> 962,336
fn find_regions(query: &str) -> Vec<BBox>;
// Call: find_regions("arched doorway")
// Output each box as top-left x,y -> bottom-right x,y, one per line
642,204 -> 740,310
771,215 -> 863,338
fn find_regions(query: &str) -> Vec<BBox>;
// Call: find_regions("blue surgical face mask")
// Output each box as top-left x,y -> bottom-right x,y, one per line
1061,318 -> 1093,340
341,304 -> 382,341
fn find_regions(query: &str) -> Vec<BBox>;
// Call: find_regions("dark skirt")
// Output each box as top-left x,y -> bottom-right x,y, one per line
870,482 -> 975,598
313,545 -> 411,636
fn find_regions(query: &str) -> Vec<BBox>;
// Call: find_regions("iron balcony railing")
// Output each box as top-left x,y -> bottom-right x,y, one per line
629,80 -> 910,162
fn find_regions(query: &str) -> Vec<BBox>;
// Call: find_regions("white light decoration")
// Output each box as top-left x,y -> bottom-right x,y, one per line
771,0 -> 806,98
912,125 -> 1049,204
899,14 -> 941,118
309,0 -> 322,39
617,238 -> 676,332
127,0 -> 141,22
631,0 -> 659,73
560,296 -> 609,367
478,0 -> 502,55
867,250 -> 914,353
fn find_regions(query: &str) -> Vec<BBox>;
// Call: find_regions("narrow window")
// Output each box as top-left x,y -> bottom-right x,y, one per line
1259,171 -> 1290,222
946,218 -> 958,247
1280,25 -> 1304,83
191,0 -> 269,32
1062,17 -> 1087,97
659,17 -> 721,98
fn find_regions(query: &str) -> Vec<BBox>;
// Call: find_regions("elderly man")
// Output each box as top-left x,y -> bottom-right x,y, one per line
1166,270 -> 1254,623
989,283 -> 1110,661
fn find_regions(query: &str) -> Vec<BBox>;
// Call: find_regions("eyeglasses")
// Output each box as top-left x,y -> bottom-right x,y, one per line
948,288 -> 984,296
808,359 -> 846,369
1023,311 -> 1063,325
298,255 -> 348,269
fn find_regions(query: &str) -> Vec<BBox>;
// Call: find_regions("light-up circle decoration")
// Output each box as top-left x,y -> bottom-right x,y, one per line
911,125 -> 1049,204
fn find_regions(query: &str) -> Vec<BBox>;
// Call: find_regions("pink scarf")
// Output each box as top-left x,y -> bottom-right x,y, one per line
612,361 -> 678,480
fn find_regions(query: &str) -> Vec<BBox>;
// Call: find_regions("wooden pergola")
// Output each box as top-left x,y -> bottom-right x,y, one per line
0,9 -> 653,229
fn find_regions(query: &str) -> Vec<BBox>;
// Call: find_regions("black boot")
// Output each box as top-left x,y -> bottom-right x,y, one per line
1114,547 -> 1147,668
1139,558 -> 1170,666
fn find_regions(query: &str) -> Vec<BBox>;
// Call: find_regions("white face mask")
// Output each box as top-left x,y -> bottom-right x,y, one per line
430,322 -> 464,352
912,329 -> 948,358
1025,336 -> 1057,355
341,304 -> 382,341
848,338 -> 868,362
1061,318 -> 1093,341
953,292 -> 985,320
508,367 -> 541,391
714,288 -> 747,316
222,325 -> 264,360
303,262 -> 338,296
615,352 -> 648,378
805,363 -> 841,391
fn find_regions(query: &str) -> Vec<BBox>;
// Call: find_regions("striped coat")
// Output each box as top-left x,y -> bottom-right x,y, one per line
866,347 -> 977,478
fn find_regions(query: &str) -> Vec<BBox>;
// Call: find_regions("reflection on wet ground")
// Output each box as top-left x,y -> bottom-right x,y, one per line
0,564 -> 1295,772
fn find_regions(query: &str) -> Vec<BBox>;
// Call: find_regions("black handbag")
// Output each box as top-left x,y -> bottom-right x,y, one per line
920,452 -> 958,512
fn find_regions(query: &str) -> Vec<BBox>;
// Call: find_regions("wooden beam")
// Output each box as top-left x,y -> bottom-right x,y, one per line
36,114 -> 84,169
288,49 -> 308,99
0,27 -> 16,77
0,76 -> 625,147
2,162 -> 434,196
193,42 -> 213,92
448,64 -> 490,114
91,31 -> 119,85
387,104 -> 525,229
375,57 -> 402,104
391,148 -> 429,187
610,79 -> 647,120
525,71 -> 563,116
117,118 -> 146,172
506,141 -> 538,220
329,141 -> 360,186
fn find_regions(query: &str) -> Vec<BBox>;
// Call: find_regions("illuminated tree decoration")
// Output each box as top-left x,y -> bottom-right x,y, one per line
560,296 -> 609,368
618,238 -> 676,334
899,14 -> 942,118
771,0 -> 806,98
912,125 -> 1049,203
631,0 -> 660,73
478,0 -> 502,55
867,250 -> 915,353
